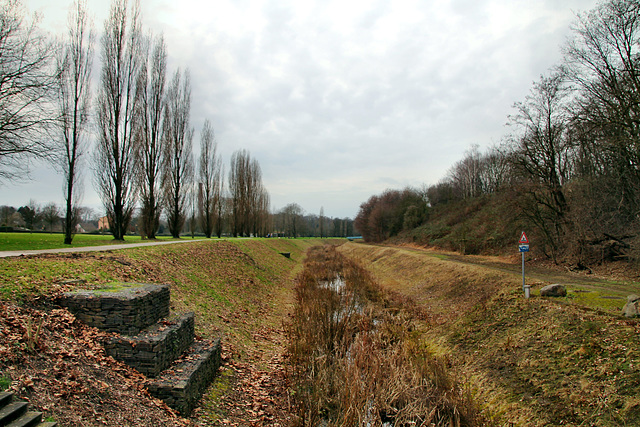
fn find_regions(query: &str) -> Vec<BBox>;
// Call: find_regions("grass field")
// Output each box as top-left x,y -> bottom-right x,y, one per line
0,232 -> 179,251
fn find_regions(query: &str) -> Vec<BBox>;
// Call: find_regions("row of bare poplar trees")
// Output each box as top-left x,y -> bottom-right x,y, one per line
0,0 -> 269,242
93,0 -> 270,240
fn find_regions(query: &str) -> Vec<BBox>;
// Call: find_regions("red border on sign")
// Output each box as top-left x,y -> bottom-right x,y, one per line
519,231 -> 529,244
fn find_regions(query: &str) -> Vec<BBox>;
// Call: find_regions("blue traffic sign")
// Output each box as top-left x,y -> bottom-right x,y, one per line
519,244 -> 530,252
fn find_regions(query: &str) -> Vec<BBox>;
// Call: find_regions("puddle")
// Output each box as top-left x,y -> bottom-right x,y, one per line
319,276 -> 346,293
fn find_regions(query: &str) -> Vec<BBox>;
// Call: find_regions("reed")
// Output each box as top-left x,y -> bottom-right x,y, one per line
284,245 -> 487,426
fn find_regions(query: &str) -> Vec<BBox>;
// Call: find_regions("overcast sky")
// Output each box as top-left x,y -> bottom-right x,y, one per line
5,0 -> 599,219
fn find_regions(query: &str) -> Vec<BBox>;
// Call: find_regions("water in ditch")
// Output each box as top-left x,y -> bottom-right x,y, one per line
284,245 -> 483,427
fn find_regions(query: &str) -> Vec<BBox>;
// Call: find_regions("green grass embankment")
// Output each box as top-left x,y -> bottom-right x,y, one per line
338,242 -> 640,427
0,238 -> 337,347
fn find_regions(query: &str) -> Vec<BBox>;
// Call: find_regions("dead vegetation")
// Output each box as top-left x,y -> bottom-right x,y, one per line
0,302 -> 188,426
285,245 -> 487,426
0,238 -> 329,426
338,242 -> 640,426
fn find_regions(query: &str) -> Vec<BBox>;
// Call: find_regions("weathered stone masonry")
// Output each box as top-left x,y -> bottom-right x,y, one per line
145,339 -> 222,415
59,283 -> 170,335
103,312 -> 195,377
60,283 -> 221,415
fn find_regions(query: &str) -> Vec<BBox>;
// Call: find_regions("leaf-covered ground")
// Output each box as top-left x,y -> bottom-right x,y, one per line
0,302 -> 188,426
0,238 -> 336,426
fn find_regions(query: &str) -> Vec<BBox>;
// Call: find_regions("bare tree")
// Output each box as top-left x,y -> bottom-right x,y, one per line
448,145 -> 482,200
564,0 -> 640,236
41,202 -> 60,232
162,68 -> 194,238
478,145 -> 511,194
507,73 -> 575,260
249,160 -> 270,237
0,0 -> 57,181
135,34 -> 166,239
229,149 -> 249,237
94,0 -> 143,240
215,165 -> 225,238
198,119 -> 222,238
187,181 -> 198,238
281,203 -> 303,238
255,185 -> 270,237
228,149 -> 269,237
57,0 -> 94,244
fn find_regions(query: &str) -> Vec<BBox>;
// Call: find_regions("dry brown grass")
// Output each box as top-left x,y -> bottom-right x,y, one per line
337,242 -> 640,426
285,245 -> 487,426
338,243 -> 515,326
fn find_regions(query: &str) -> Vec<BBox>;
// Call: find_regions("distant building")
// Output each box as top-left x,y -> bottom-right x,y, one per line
78,222 -> 98,233
98,216 -> 109,231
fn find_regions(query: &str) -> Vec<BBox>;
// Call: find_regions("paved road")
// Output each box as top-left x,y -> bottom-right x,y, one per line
0,239 -> 205,258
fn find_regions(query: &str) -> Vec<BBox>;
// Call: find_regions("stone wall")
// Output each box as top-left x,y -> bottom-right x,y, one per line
103,312 -> 195,377
59,283 -> 170,335
59,281 -> 222,416
146,339 -> 222,415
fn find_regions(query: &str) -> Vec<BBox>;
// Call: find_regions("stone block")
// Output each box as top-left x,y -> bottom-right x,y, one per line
59,283 -> 171,335
103,312 -> 195,377
540,284 -> 567,297
145,339 -> 222,416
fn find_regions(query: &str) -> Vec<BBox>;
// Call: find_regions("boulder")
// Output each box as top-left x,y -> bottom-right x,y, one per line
540,284 -> 567,297
623,295 -> 640,318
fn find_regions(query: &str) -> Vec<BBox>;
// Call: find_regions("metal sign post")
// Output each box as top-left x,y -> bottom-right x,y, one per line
518,232 -> 529,295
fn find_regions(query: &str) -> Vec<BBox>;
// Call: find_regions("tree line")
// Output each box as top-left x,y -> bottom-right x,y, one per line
272,203 -> 355,238
0,201 -> 99,233
357,0 -> 640,264
0,0 -> 270,242
0,198 -> 355,239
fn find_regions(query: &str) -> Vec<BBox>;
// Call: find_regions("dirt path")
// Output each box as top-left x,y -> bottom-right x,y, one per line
396,244 -> 640,295
209,326 -> 293,426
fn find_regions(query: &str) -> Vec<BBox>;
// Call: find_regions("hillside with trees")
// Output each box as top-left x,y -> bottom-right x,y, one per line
356,0 -> 640,266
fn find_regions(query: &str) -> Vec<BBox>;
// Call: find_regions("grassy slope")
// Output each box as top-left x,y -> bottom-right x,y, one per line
0,238 -> 339,425
0,238 -> 330,354
338,242 -> 640,426
390,193 -> 525,256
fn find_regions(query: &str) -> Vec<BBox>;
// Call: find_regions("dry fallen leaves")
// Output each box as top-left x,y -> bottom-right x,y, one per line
0,302 -> 190,427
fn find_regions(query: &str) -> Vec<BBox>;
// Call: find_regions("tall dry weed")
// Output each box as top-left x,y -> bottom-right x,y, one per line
284,245 -> 487,426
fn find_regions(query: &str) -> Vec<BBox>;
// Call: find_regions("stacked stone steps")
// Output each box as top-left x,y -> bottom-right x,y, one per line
60,283 -> 221,415
0,392 -> 57,427
146,338 -> 222,415
103,312 -> 196,377
59,283 -> 170,335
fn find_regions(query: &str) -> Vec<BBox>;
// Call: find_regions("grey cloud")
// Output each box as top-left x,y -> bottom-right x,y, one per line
4,0 -> 600,219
